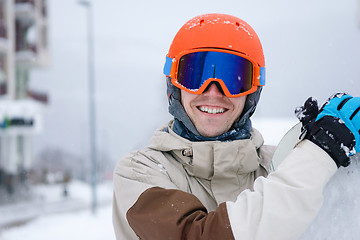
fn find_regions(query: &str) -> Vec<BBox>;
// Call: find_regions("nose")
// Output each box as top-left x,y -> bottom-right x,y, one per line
203,82 -> 225,96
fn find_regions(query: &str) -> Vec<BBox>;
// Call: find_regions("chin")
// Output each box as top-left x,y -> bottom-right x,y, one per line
198,128 -> 226,138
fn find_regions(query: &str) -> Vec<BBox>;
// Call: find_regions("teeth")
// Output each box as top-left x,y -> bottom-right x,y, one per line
199,106 -> 225,114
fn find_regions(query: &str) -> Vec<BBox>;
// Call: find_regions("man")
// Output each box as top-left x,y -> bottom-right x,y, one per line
113,13 -> 360,239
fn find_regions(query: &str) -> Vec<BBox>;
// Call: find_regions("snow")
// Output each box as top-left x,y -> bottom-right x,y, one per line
300,155 -> 360,239
157,163 -> 167,174
0,99 -> 44,118
0,181 -> 115,240
0,205 -> 115,240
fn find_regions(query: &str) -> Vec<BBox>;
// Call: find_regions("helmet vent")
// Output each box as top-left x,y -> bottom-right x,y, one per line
200,19 -> 205,26
235,22 -> 240,27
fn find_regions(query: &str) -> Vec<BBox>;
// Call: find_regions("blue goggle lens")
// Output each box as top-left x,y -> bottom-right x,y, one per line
177,51 -> 253,95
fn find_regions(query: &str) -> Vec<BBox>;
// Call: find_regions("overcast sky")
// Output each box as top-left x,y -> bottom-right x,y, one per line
30,0 -> 360,164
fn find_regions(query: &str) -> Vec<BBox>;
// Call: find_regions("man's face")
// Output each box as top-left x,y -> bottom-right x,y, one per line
181,83 -> 246,137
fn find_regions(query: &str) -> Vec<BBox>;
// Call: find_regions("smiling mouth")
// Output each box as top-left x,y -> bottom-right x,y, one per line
197,106 -> 227,114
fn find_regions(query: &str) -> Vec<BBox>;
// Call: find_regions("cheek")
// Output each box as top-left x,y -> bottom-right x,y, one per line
181,90 -> 196,110
231,97 -> 247,113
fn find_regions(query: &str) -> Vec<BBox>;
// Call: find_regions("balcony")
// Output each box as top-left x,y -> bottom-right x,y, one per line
0,22 -> 6,38
0,20 -> 8,53
27,89 -> 48,104
15,49 -> 36,65
0,82 -> 6,95
0,56 -> 7,95
15,0 -> 36,24
15,0 -> 35,3
15,20 -> 38,65
41,0 -> 47,18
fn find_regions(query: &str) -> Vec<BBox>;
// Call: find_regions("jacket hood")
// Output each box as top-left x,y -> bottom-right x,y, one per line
166,77 -> 263,141
148,121 -> 266,183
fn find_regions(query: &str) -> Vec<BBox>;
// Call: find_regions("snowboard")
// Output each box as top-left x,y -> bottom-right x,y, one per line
271,122 -> 302,170
272,122 -> 360,239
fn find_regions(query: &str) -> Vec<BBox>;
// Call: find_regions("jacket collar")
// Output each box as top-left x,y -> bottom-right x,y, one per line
148,121 -> 264,180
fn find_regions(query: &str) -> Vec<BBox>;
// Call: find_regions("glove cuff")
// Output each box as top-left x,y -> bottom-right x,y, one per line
305,123 -> 350,168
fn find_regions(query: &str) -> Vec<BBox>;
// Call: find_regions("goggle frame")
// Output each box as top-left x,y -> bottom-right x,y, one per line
164,48 -> 265,98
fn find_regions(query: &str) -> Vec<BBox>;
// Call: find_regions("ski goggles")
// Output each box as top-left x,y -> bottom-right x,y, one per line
164,48 -> 265,98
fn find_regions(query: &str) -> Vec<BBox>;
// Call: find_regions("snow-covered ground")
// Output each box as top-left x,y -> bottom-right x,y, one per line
0,204 -> 115,240
0,181 -> 115,240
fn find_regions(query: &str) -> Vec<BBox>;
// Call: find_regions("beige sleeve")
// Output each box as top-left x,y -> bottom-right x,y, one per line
112,151 -> 179,240
227,140 -> 338,240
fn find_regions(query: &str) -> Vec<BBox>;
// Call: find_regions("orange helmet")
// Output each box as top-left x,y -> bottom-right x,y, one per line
166,13 -> 265,68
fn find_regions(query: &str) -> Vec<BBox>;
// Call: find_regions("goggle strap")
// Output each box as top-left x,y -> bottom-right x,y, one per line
163,56 -> 173,76
260,67 -> 265,86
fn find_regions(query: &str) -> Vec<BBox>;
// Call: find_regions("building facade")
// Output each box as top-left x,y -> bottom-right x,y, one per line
0,0 -> 49,195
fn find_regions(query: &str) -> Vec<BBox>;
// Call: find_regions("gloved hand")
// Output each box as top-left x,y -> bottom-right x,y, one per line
295,93 -> 360,168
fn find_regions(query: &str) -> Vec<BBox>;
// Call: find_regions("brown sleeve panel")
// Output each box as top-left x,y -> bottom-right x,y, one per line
126,187 -> 235,240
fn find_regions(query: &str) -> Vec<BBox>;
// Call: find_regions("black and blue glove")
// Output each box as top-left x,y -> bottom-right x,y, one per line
295,93 -> 360,168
